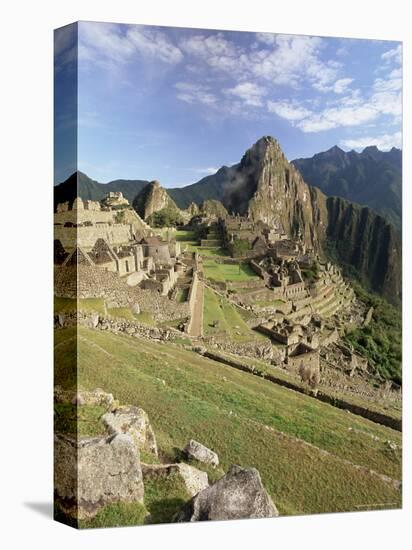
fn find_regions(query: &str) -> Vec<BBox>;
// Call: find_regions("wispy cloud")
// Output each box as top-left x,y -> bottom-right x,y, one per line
381,44 -> 402,65
175,82 -> 217,106
340,131 -> 401,150
191,167 -> 219,175
79,22 -> 183,67
267,100 -> 311,121
225,82 -> 266,107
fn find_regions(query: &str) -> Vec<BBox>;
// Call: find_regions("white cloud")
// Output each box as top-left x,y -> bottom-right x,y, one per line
175,82 -> 217,106
381,44 -> 402,65
297,103 -> 378,132
180,33 -> 342,95
267,100 -> 311,121
192,167 -> 218,175
79,22 -> 183,66
255,32 -> 277,46
332,78 -> 354,94
179,33 -> 242,74
127,27 -> 183,64
250,34 -> 336,91
340,131 -> 401,151
226,82 -> 266,107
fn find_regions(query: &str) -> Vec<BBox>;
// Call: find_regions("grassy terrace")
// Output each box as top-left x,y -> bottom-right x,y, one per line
202,259 -> 259,282
213,350 -> 402,421
203,287 -> 266,342
55,326 -> 401,518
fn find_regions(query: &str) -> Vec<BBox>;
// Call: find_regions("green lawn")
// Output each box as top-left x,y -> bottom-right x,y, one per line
203,258 -> 259,282
55,326 -> 402,519
54,297 -> 106,316
175,230 -> 197,242
203,287 -> 266,342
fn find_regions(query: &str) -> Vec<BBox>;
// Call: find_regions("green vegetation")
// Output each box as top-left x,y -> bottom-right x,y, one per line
134,311 -> 156,326
301,260 -> 320,283
107,307 -> 135,320
203,258 -> 258,283
78,502 -> 148,529
175,288 -> 189,303
54,404 -> 107,437
203,287 -> 264,342
55,326 -> 401,516
175,229 -> 197,242
147,206 -> 183,228
344,282 -> 402,384
54,297 -> 106,315
230,238 -> 252,257
293,146 -> 402,231
144,473 -> 190,524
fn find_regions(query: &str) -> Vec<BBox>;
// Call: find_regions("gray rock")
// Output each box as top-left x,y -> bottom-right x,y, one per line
184,439 -> 219,467
91,314 -> 100,328
175,464 -> 278,522
54,433 -> 144,519
71,388 -> 114,408
141,463 -> 208,497
131,302 -> 141,315
102,405 -> 158,457
54,387 -> 114,409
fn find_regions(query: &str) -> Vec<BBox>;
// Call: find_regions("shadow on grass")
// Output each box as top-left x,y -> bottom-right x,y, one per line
145,497 -> 187,525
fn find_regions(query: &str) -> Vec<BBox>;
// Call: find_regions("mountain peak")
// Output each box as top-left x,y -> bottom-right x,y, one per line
362,145 -> 380,154
325,145 -> 345,156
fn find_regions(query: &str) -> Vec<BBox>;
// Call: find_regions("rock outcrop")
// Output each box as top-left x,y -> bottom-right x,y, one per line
133,180 -> 182,222
54,387 -> 115,409
200,199 -> 228,219
141,463 -> 209,497
102,405 -> 158,457
175,464 -> 278,522
225,137 -> 401,303
54,433 -> 144,519
292,145 -> 402,230
184,440 -> 219,467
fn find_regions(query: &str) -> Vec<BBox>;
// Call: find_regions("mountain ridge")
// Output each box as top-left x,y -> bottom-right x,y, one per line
54,137 -> 401,303
292,145 -> 402,229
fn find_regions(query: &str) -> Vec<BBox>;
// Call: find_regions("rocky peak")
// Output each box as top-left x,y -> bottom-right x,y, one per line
133,180 -> 179,221
244,137 -> 322,250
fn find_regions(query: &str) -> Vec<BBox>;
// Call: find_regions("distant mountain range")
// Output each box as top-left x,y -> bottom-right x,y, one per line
54,138 -> 402,303
55,144 -> 402,231
54,171 -> 150,212
292,145 -> 402,230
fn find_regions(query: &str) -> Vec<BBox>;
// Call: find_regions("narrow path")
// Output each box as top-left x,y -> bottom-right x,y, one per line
188,280 -> 204,337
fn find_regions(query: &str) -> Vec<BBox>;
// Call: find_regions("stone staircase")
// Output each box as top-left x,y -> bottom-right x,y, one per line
200,224 -> 223,251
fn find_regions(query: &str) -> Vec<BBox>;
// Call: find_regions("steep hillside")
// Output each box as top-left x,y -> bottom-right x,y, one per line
54,171 -> 149,211
225,137 -> 401,303
168,165 -> 238,209
55,326 -> 402,516
292,145 -> 402,229
133,180 -> 184,226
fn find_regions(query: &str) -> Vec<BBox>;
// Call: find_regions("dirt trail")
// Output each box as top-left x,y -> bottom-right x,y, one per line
188,280 -> 204,337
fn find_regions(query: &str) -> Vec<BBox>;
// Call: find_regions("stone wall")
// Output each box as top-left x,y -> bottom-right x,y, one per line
54,265 -> 190,322
287,345 -> 319,374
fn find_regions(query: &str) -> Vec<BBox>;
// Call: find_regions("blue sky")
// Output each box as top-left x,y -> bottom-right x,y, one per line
54,22 -> 402,186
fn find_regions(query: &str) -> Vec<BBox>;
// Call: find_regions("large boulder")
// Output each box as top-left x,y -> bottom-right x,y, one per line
54,387 -> 114,409
175,464 -> 278,522
54,433 -> 144,519
184,440 -> 219,467
141,463 -> 209,497
102,405 -> 158,457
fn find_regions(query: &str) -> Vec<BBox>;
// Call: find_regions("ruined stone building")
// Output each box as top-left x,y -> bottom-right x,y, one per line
54,194 -> 186,297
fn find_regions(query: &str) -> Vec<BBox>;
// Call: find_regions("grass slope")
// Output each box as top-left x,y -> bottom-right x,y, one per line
55,327 -> 401,516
